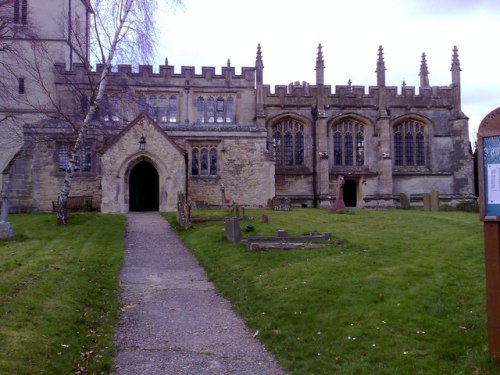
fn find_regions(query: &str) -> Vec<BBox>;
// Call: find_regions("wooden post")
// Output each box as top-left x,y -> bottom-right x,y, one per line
478,107 -> 500,359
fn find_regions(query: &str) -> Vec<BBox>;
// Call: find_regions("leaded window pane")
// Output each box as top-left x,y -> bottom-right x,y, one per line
138,95 -> 146,113
148,96 -> 156,118
295,132 -> 304,165
405,133 -> 414,165
59,144 -> 69,171
158,96 -> 167,122
284,132 -> 293,165
216,97 -> 224,123
200,149 -> 208,175
394,132 -> 403,166
191,149 -> 199,175
356,133 -> 364,166
273,132 -> 282,164
334,132 -> 342,165
196,97 -> 205,123
209,148 -> 217,175
226,97 -> 234,123
169,96 -> 177,122
207,97 -> 215,123
416,133 -> 425,165
344,133 -> 353,166
82,147 -> 92,172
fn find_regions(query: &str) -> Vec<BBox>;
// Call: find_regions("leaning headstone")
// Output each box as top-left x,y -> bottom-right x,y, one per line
330,176 -> 346,212
224,217 -> 242,242
430,190 -> 440,211
176,191 -> 191,229
399,193 -> 411,209
423,193 -> 431,211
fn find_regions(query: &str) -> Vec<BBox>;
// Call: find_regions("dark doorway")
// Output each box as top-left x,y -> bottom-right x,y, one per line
343,179 -> 357,207
129,160 -> 159,211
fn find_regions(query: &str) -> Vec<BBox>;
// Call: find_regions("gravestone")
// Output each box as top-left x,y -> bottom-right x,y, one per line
430,190 -> 440,211
399,193 -> 411,209
423,193 -> 431,211
261,214 -> 269,223
224,217 -> 242,242
176,191 -> 191,229
330,176 -> 346,212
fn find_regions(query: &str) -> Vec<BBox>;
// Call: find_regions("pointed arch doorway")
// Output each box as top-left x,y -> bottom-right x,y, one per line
343,179 -> 357,207
129,160 -> 159,211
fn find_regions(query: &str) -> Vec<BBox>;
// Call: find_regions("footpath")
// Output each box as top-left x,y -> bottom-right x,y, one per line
112,212 -> 286,374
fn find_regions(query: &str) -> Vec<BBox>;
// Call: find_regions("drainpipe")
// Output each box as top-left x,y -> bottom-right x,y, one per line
184,151 -> 189,200
311,106 -> 318,208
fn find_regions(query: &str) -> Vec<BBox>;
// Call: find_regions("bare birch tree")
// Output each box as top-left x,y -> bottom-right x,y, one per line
56,0 -> 181,224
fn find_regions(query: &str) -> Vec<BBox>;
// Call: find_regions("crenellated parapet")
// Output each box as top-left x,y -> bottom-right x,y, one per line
262,82 -> 459,110
53,63 -> 256,89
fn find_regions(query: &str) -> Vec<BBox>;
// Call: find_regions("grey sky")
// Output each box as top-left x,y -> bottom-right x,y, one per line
156,0 -> 500,141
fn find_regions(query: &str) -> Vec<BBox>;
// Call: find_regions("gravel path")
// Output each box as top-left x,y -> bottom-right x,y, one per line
112,212 -> 286,374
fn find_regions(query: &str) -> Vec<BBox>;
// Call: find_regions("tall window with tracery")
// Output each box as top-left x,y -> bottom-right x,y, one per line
196,96 -> 234,124
332,119 -> 364,166
137,94 -> 177,123
272,119 -> 304,166
191,144 -> 218,176
393,120 -> 425,166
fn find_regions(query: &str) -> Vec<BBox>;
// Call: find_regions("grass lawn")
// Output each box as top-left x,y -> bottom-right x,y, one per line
166,208 -> 500,375
0,213 -> 125,375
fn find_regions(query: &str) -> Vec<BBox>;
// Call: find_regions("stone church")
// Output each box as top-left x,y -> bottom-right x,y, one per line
0,0 -> 475,213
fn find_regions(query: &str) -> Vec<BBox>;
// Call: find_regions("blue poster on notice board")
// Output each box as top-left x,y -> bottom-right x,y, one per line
484,136 -> 500,217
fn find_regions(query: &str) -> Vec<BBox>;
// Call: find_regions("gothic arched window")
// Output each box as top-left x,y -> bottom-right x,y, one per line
393,120 -> 425,166
332,119 -> 365,166
272,119 -> 305,167
191,144 -> 218,176
207,97 -> 215,123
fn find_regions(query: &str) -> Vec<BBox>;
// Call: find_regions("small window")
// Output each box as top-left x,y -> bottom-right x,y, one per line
18,78 -> 25,94
58,144 -> 93,173
14,0 -> 27,25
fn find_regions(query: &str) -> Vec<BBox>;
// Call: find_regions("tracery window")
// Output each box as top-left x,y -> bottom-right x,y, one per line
332,119 -> 364,166
393,120 -> 425,166
58,144 -> 93,173
191,143 -> 218,176
196,96 -> 234,124
272,119 -> 304,166
137,94 -> 177,123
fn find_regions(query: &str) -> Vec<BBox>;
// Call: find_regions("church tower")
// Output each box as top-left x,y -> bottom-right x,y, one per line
0,0 -> 92,190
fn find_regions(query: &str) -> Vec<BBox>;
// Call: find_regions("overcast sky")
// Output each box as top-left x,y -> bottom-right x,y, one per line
155,0 -> 500,142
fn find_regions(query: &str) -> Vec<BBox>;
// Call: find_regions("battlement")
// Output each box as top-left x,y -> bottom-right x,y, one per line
54,63 -> 256,88
262,82 -> 458,109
